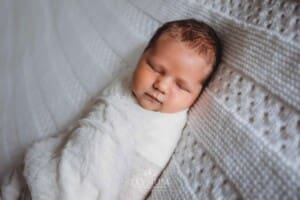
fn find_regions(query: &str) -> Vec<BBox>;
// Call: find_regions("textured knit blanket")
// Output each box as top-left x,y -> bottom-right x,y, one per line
0,0 -> 299,199
1,70 -> 187,200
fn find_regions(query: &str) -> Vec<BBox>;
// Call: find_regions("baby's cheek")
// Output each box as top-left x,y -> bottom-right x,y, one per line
168,90 -> 181,102
177,93 -> 194,107
170,86 -> 179,94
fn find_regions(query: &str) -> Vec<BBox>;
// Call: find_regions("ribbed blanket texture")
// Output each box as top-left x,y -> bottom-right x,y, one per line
0,0 -> 299,199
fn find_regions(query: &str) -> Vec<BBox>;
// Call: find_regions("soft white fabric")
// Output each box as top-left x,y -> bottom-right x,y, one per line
0,0 -> 142,179
1,69 -> 187,200
1,0 -> 299,199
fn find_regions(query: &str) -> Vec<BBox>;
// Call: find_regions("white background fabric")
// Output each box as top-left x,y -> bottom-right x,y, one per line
0,0 -> 150,180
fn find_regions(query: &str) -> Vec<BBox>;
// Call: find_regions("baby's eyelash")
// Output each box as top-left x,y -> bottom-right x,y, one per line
177,83 -> 190,92
149,63 -> 156,70
148,62 -> 163,74
146,60 -> 155,69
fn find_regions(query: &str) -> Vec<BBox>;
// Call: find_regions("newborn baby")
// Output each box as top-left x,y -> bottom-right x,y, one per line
1,19 -> 221,200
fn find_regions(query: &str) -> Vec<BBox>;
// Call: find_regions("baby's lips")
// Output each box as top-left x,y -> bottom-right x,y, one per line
151,92 -> 165,104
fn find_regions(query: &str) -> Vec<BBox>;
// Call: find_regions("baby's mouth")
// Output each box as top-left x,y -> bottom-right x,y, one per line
145,93 -> 163,104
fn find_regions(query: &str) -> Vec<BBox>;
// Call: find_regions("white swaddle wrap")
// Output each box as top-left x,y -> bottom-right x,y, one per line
1,69 -> 187,200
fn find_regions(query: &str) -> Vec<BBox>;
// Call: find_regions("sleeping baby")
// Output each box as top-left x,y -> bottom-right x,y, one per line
0,19 -> 221,200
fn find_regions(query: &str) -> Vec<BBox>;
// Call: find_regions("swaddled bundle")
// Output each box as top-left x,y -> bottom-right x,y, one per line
2,19 -> 221,200
1,69 -> 187,200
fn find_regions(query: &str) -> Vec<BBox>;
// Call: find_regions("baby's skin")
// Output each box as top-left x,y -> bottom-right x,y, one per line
131,34 -> 213,113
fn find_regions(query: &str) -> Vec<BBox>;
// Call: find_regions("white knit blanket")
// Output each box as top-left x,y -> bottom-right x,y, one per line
1,70 -> 187,200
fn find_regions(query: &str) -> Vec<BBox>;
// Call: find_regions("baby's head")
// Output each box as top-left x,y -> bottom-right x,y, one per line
131,19 -> 221,113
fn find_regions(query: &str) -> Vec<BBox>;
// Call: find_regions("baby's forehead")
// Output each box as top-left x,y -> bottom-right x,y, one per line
152,35 -> 215,66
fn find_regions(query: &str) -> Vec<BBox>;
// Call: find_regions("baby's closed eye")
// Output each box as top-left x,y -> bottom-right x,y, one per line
147,59 -> 164,74
176,82 -> 191,93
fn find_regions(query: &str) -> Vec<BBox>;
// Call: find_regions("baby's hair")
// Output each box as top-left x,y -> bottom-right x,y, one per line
145,19 -> 222,87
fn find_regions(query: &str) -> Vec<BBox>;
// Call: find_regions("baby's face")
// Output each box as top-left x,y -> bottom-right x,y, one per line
131,35 -> 212,113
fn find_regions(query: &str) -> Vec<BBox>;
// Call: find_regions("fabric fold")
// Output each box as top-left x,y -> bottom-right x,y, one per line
2,69 -> 187,200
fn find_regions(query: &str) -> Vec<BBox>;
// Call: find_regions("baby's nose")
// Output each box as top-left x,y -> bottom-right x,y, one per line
153,76 -> 172,94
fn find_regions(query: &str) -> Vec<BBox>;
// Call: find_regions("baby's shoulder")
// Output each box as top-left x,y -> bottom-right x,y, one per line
100,68 -> 133,97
